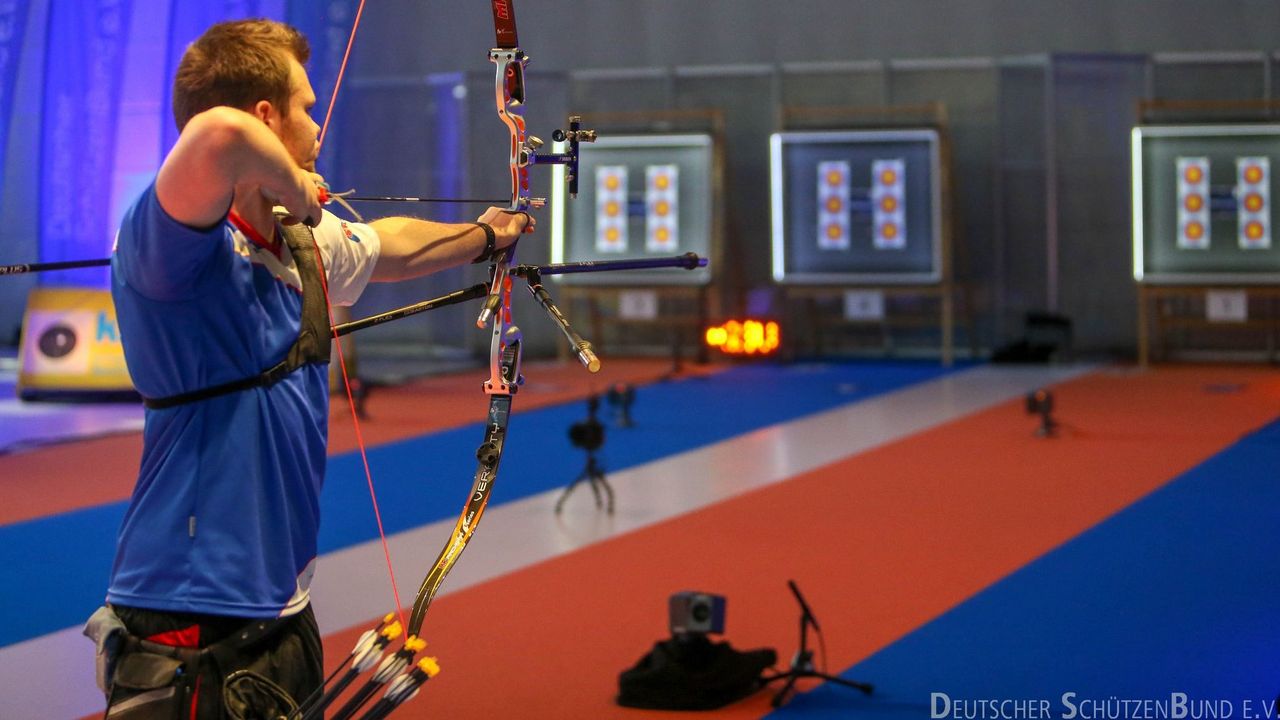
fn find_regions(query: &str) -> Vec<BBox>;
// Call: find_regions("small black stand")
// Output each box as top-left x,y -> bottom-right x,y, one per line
349,377 -> 371,421
1025,389 -> 1057,438
764,580 -> 872,708
555,448 -> 614,514
606,384 -> 636,428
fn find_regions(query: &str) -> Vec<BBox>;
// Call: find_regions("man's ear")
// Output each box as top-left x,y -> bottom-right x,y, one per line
251,99 -> 275,127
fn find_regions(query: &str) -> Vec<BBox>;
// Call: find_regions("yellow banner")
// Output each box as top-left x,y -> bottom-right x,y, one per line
17,287 -> 134,395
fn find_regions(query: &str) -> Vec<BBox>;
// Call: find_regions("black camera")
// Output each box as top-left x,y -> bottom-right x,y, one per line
568,395 -> 605,451
668,591 -> 726,636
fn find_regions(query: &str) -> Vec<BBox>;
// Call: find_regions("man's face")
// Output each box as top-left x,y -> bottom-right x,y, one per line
276,57 -> 320,171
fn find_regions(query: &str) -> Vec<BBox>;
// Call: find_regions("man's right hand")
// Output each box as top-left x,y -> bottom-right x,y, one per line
269,168 -> 325,227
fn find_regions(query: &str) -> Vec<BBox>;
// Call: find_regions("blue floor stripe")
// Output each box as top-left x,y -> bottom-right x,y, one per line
767,417 -> 1280,718
0,360 -> 956,647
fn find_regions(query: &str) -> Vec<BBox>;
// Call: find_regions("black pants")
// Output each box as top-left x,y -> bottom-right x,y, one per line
109,604 -> 323,720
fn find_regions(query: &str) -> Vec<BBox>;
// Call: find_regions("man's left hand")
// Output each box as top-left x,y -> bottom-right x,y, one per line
477,208 -> 534,250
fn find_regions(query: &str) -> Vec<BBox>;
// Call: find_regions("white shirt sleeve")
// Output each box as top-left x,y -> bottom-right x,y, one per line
310,209 -> 382,307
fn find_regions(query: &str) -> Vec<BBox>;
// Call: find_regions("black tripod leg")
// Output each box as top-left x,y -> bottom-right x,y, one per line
807,672 -> 873,695
770,672 -> 800,708
555,472 -> 588,514
599,473 -> 615,514
588,473 -> 603,509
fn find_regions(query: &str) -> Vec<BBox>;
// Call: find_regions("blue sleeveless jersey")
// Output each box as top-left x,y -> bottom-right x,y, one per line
107,184 -> 379,618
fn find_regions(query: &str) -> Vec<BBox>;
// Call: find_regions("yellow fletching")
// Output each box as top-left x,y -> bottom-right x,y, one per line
419,657 -> 441,677
405,636 -> 428,652
381,621 -> 403,640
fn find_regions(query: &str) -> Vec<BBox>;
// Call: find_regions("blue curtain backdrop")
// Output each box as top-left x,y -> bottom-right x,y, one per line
37,0 -> 135,288
0,2 -> 32,205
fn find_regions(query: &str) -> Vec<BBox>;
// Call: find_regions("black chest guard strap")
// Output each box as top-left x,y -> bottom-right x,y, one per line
142,220 -> 333,410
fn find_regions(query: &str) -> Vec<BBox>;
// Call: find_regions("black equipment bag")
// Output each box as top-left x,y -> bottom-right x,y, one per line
617,635 -> 777,711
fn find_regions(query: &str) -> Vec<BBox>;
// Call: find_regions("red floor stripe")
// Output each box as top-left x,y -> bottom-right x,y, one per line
310,366 -> 1280,719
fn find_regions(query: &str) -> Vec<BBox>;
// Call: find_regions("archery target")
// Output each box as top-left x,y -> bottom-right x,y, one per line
872,159 -> 906,250
1177,157 -> 1211,250
645,165 -> 679,252
816,161 -> 851,251
595,166 -> 628,253
1236,156 -> 1270,250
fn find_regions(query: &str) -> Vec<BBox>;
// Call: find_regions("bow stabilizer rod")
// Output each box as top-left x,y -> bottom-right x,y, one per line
0,258 -> 111,275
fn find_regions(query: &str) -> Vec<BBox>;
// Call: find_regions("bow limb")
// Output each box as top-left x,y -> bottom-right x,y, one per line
404,1 -> 533,640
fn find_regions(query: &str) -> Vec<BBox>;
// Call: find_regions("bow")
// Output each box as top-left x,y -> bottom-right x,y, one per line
296,4 -> 600,718
409,0 -> 602,654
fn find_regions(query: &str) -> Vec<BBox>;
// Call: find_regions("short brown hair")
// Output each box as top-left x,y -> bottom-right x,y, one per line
172,19 -> 310,130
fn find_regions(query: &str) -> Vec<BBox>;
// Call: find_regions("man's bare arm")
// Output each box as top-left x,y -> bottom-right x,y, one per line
155,106 -> 321,228
369,210 -> 530,282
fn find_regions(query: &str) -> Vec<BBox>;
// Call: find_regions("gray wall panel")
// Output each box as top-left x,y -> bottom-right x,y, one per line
1052,56 -> 1148,354
996,60 -> 1049,343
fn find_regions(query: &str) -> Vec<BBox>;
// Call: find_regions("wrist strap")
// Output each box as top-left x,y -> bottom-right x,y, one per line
471,223 -> 497,264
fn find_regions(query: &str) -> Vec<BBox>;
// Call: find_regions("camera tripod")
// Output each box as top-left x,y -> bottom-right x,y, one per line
555,447 -> 614,514
763,580 -> 873,708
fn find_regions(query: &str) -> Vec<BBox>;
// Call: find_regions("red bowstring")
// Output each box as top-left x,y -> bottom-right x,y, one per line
314,0 -> 409,636
318,0 -> 367,149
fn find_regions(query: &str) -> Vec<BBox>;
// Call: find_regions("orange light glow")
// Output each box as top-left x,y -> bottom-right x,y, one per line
1185,166 -> 1204,184
654,175 -> 671,190
1244,193 -> 1264,213
1185,221 -> 1204,240
826,197 -> 843,213
654,200 -> 671,217
705,319 -> 781,356
880,169 -> 898,186
880,222 -> 899,239
826,223 -> 844,239
1184,194 -> 1203,212
1244,166 -> 1264,184
826,170 -> 844,186
880,195 -> 898,212
1246,221 -> 1265,240
605,201 -> 621,216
